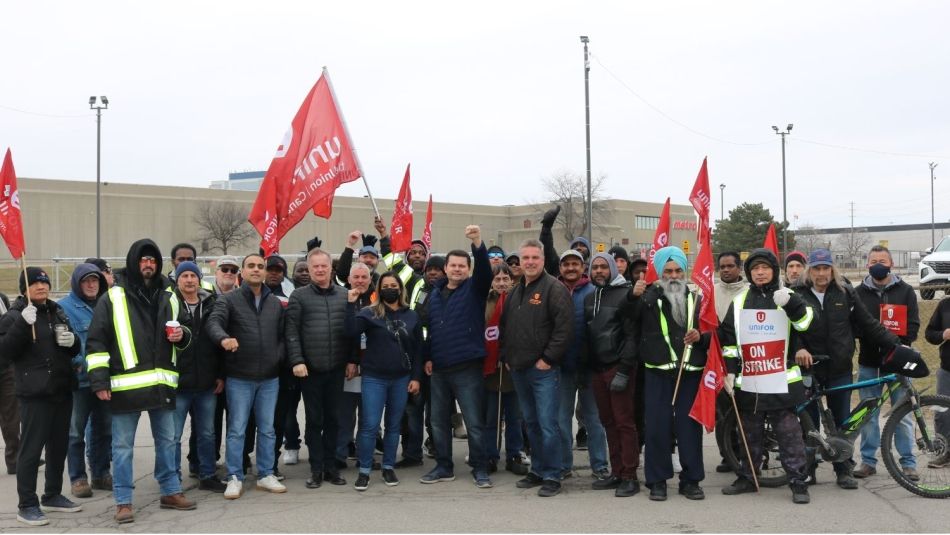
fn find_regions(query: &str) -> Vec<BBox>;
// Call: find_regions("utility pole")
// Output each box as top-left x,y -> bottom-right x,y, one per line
772,124 -> 793,256
581,36 -> 592,246
931,162 -> 938,250
89,96 -> 109,258
719,183 -> 726,221
850,201 -> 855,264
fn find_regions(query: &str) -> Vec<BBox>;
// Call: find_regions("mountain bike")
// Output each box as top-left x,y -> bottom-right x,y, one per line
720,355 -> 950,498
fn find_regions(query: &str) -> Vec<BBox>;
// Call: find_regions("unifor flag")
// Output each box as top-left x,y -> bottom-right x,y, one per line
389,164 -> 413,253
686,158 -> 725,432
763,222 -> 780,258
421,194 -> 433,250
0,148 -> 26,259
643,197 -> 671,283
248,68 -> 364,256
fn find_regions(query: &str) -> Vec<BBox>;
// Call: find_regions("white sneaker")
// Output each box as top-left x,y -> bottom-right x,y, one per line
672,452 -> 683,473
224,476 -> 243,500
256,474 -> 287,494
283,449 -> 299,465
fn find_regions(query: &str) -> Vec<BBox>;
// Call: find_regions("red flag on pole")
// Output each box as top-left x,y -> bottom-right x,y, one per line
763,223 -> 779,258
0,149 -> 26,259
421,194 -> 434,251
686,158 -> 725,432
643,197 -> 671,283
389,164 -> 413,253
248,68 -> 364,256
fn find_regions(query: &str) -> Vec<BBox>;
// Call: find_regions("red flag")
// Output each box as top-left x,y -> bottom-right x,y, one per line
763,223 -> 779,257
483,292 -> 506,376
248,68 -> 364,256
0,149 -> 26,259
686,158 -> 724,432
421,194 -> 433,250
389,164 -> 413,253
643,197 -> 671,283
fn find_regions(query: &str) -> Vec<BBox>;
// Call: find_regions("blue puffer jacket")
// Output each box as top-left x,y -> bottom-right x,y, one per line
58,263 -> 108,388
560,275 -> 594,373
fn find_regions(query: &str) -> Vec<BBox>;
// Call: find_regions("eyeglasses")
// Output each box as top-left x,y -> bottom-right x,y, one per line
245,263 -> 266,270
140,256 -> 157,264
506,259 -> 520,266
488,252 -> 505,259
176,257 -> 195,263
219,267 -> 238,274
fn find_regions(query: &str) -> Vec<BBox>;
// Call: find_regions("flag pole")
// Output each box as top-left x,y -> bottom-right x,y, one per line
19,255 -> 35,340
671,344 -> 692,406
321,66 -> 380,219
728,392 -> 759,491
496,365 -> 503,452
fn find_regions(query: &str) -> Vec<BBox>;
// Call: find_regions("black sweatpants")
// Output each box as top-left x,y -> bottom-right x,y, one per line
18,396 -> 72,509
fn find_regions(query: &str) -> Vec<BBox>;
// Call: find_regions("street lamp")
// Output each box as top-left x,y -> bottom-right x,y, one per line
90,95 -> 108,257
580,35 -> 592,246
931,162 -> 938,249
772,123 -> 793,255
719,183 -> 726,221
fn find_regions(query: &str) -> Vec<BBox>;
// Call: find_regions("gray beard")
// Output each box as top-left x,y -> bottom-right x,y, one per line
658,278 -> 687,327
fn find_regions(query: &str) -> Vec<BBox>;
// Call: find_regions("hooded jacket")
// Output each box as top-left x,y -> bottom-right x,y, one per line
86,239 -> 193,413
719,248 -> 814,411
175,287 -> 220,391
855,274 -> 920,368
0,296 -> 81,398
58,263 -> 108,388
582,253 -> 637,373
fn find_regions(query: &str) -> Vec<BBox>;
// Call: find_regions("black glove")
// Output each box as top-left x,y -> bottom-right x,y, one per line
306,235 -> 322,251
541,205 -> 561,228
362,234 -> 378,247
609,372 -> 629,392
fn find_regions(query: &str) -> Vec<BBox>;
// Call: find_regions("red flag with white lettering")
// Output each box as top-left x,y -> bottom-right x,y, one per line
248,68 -> 364,256
389,164 -> 413,253
422,194 -> 433,250
0,149 -> 26,259
763,223 -> 779,258
643,197 -> 671,283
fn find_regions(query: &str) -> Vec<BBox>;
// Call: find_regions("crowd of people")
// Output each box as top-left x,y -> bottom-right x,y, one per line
1,207 -> 949,526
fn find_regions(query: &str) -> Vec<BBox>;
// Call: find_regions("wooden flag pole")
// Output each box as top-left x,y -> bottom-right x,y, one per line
729,391 -> 760,491
19,255 -> 35,340
671,344 -> 692,406
496,365 -> 503,452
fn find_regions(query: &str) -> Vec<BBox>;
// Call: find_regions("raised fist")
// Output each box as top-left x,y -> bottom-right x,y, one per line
541,205 -> 561,227
347,230 -> 362,249
465,225 -> 481,242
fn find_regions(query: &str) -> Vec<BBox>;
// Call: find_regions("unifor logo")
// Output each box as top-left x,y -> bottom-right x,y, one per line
756,311 -> 766,323
485,326 -> 499,341
887,308 -> 894,320
703,369 -> 718,389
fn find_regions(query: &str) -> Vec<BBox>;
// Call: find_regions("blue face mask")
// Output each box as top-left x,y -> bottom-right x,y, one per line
869,263 -> 891,281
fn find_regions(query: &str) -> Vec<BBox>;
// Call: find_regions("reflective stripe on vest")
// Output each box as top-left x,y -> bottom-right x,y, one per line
646,292 -> 701,371
167,288 -> 180,366
730,288 -> 805,386
408,279 -> 424,311
735,365 -> 803,389
86,352 -> 110,371
110,368 -> 179,392
108,287 -> 139,370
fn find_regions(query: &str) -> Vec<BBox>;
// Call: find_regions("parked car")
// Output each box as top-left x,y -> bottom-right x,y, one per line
918,236 -> 950,299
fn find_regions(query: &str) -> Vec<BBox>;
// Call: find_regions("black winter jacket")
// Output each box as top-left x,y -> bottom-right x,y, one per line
855,275 -> 920,368
286,283 -> 350,373
629,284 -> 710,372
500,272 -> 574,370
0,297 -> 80,398
583,276 -> 638,373
798,280 -> 899,380
206,284 -> 285,381
924,298 -> 950,372
176,288 -> 220,391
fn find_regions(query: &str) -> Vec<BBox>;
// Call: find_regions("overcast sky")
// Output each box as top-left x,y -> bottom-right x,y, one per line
2,1 -> 948,230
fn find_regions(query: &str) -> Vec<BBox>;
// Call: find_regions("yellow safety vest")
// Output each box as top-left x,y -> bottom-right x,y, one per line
645,292 -> 702,371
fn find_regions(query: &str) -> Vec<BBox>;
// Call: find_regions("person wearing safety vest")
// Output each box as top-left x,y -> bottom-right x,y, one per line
86,239 -> 195,524
374,215 -> 428,312
629,246 -> 710,502
719,248 -> 815,504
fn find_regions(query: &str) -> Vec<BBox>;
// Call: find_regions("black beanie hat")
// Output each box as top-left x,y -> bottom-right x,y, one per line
607,245 -> 630,263
424,255 -> 446,272
20,266 -> 51,294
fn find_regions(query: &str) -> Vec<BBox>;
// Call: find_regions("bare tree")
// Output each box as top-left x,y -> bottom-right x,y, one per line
794,223 -> 830,253
537,170 -> 610,243
835,227 -> 872,267
192,201 -> 256,255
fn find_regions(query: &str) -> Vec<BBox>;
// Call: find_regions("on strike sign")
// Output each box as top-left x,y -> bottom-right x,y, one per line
739,308 -> 789,394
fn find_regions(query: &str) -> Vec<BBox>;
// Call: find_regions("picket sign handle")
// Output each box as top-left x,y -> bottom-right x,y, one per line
671,344 -> 692,406
729,391 -> 760,491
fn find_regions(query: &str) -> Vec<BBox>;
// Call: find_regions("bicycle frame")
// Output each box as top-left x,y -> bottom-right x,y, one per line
796,373 -> 904,440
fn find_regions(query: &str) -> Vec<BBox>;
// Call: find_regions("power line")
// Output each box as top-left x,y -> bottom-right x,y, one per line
0,104 -> 91,119
792,138 -> 948,160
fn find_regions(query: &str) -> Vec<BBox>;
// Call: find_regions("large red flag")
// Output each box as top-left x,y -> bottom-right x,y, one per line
421,194 -> 433,250
763,222 -> 779,258
686,158 -> 725,432
643,197 -> 671,283
389,164 -> 413,253
248,68 -> 364,256
0,149 -> 26,259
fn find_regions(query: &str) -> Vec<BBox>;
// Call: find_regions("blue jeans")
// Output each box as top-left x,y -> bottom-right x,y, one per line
430,362 -> 489,474
857,365 -> 916,468
483,389 -> 524,462
804,373 -> 853,474
226,377 -> 278,480
174,388 -> 217,480
558,369 -> 608,473
510,365 -> 561,481
67,387 -> 112,483
112,409 -> 180,505
358,374 -> 410,474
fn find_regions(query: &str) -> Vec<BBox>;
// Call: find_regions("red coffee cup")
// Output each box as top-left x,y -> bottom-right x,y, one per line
165,320 -> 180,338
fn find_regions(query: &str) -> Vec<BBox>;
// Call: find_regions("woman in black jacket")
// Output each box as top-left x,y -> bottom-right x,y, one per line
344,271 -> 422,491
0,267 -> 82,525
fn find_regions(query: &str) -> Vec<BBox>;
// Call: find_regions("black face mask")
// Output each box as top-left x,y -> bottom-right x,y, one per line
869,263 -> 891,281
380,288 -> 401,304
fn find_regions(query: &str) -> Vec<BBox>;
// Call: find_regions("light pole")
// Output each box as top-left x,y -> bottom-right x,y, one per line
931,162 -> 938,249
90,96 -> 109,258
719,183 -> 726,221
772,123 -> 793,255
580,35 -> 592,246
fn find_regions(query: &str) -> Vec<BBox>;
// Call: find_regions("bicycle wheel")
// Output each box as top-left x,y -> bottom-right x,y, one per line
881,394 -> 950,499
720,405 -> 789,487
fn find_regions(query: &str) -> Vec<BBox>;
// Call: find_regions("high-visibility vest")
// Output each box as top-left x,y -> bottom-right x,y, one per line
86,286 -> 181,391
645,292 -> 702,372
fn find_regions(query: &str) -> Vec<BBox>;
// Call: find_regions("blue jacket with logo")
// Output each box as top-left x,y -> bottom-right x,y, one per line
58,263 -> 108,388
